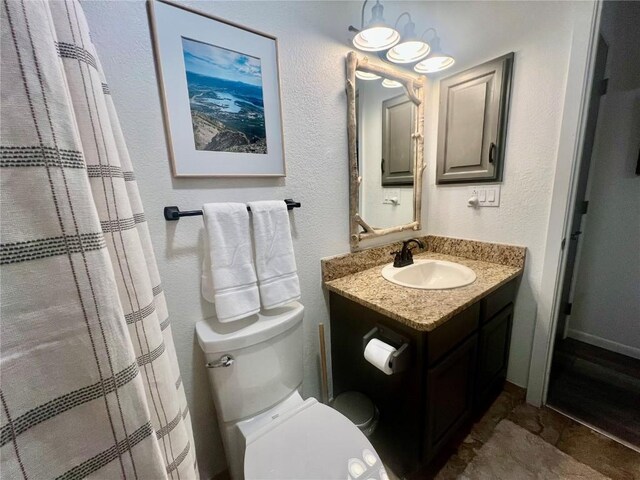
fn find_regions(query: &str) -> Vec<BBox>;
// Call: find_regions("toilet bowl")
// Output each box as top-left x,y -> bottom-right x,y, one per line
196,302 -> 387,480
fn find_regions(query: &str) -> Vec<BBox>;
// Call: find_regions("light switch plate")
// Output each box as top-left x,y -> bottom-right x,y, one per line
383,189 -> 401,205
469,185 -> 501,207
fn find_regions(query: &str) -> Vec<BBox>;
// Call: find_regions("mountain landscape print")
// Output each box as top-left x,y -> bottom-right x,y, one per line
181,37 -> 267,154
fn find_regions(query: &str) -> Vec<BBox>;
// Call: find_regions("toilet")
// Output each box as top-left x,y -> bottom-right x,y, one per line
195,302 -> 387,480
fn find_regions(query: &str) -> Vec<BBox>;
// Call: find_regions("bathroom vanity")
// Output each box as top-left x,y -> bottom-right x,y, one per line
323,236 -> 525,476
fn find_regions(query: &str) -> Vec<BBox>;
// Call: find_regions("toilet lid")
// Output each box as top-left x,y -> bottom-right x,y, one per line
244,399 -> 387,480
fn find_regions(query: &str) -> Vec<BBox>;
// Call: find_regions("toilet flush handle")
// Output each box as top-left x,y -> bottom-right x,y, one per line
206,354 -> 234,368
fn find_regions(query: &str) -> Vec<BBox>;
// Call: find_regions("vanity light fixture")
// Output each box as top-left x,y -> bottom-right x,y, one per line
386,13 -> 430,64
349,0 -> 400,52
349,4 -> 455,75
413,30 -> 455,73
355,70 -> 382,81
381,79 -> 402,88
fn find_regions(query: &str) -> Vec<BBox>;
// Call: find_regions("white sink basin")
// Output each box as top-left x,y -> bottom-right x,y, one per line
381,259 -> 476,290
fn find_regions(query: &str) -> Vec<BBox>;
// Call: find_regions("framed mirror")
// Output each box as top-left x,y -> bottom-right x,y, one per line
346,51 -> 426,250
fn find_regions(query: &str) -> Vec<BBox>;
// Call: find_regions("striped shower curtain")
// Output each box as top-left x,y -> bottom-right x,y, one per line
1,1 -> 198,478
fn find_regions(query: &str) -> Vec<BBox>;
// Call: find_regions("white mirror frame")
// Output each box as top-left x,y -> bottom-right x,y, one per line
346,51 -> 426,251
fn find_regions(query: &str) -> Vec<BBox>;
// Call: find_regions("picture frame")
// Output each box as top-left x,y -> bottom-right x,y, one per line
148,0 -> 286,177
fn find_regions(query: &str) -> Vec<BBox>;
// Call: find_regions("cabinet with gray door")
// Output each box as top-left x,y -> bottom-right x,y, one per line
436,53 -> 514,184
382,94 -> 415,186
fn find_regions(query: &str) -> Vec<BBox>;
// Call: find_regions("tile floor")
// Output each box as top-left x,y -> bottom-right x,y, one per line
458,419 -> 609,479
429,383 -> 640,480
212,383 -> 640,480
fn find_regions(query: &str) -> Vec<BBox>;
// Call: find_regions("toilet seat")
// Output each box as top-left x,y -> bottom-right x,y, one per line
244,398 -> 387,480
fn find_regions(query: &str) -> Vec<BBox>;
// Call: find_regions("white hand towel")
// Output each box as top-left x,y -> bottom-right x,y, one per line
248,200 -> 301,310
201,203 -> 261,322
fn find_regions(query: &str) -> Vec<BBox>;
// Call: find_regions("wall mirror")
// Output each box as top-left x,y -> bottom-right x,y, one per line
346,51 -> 426,250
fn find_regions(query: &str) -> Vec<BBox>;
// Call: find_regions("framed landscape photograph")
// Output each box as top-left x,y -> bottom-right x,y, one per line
149,0 -> 285,176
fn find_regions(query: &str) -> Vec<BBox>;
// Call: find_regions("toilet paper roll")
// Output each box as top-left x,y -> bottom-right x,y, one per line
364,338 -> 397,375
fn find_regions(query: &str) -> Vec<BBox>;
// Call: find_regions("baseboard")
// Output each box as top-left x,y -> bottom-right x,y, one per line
567,329 -> 640,360
546,404 -> 640,454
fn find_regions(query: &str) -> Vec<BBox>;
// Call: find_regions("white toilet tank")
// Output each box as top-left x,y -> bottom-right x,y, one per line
196,302 -> 304,422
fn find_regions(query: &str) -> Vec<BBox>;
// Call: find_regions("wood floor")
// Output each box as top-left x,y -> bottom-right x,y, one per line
548,338 -> 640,448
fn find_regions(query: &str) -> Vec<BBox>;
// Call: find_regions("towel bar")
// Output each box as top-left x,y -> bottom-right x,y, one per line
164,199 -> 301,221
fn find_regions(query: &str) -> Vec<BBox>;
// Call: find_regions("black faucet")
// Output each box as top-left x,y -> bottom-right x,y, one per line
391,238 -> 424,268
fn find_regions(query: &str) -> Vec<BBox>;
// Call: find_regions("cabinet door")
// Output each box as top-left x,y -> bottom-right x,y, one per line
436,53 -> 513,184
476,304 -> 514,408
382,94 -> 415,186
425,335 -> 478,460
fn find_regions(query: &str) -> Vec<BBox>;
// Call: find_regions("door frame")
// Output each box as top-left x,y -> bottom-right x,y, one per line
555,34 -> 608,347
526,0 -> 603,406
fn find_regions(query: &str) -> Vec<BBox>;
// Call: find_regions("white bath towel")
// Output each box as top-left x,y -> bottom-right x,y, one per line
248,201 -> 301,309
201,203 -> 261,322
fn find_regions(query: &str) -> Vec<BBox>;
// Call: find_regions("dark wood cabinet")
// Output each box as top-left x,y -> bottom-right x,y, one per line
330,293 -> 425,475
476,304 -> 514,409
425,335 -> 477,460
330,278 -> 518,476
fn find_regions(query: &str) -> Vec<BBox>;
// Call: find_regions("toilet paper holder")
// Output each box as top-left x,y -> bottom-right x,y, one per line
362,326 -> 410,374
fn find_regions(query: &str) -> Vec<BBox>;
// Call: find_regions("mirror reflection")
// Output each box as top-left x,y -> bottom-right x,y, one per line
356,74 -> 416,230
347,52 -> 425,250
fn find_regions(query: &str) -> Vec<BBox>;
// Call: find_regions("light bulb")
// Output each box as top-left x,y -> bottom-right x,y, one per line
353,26 -> 400,52
387,40 -> 430,64
382,78 -> 402,88
414,54 -> 455,73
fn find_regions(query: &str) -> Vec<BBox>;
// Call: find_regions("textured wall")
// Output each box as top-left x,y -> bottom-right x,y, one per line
568,1 -> 640,357
83,1 -> 589,477
418,1 -> 586,385
83,1 -> 361,477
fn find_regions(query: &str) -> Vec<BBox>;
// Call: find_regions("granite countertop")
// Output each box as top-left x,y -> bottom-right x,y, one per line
322,236 -> 525,332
